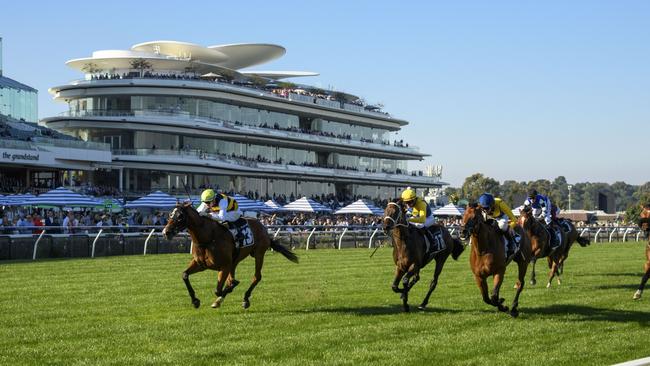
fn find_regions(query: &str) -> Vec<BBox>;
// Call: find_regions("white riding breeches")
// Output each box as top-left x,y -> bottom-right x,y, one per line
411,215 -> 436,229
209,209 -> 242,223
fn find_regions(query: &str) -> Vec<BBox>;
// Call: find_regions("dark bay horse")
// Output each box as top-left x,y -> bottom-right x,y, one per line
556,217 -> 591,275
462,204 -> 531,318
162,203 -> 298,309
383,200 -> 464,312
633,205 -> 650,300
518,206 -> 568,288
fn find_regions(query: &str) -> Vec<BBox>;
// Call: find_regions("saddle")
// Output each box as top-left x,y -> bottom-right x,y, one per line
540,221 -> 562,253
228,218 -> 254,248
557,218 -> 573,233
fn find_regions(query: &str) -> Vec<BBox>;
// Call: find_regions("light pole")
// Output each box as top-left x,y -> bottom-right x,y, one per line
568,184 -> 573,210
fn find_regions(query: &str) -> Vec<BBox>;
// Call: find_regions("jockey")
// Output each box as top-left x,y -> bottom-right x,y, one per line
401,187 -> 435,229
478,193 -> 518,246
197,189 -> 242,226
523,189 -> 554,225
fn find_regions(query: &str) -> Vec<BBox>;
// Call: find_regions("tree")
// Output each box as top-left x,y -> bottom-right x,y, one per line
81,62 -> 103,74
461,173 -> 500,202
129,58 -> 153,77
501,180 -> 527,207
551,176 -> 569,208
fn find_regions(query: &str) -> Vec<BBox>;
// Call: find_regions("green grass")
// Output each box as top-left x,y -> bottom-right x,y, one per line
0,242 -> 648,365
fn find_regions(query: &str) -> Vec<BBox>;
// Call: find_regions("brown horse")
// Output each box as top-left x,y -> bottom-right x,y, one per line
461,203 -> 531,318
518,206 -> 568,288
555,217 -> 591,275
633,205 -> 650,300
382,200 -> 464,312
162,203 -> 298,309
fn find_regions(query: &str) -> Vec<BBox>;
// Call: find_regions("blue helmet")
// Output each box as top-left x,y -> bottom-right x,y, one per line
478,193 -> 495,209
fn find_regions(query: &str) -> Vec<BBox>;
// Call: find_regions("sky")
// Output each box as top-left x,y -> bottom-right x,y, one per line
1,1 -> 649,186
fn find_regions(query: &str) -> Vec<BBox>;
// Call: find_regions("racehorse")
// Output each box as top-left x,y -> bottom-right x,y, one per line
382,199 -> 465,312
555,217 -> 590,275
462,203 -> 531,318
162,202 -> 298,309
518,206 -> 568,288
633,204 -> 650,300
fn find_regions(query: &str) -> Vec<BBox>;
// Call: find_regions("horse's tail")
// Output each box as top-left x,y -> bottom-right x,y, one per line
270,239 -> 299,263
576,236 -> 590,247
451,237 -> 465,260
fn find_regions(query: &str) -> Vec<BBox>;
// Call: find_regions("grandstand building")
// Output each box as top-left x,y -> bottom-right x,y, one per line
0,38 -> 111,193
43,40 -> 444,199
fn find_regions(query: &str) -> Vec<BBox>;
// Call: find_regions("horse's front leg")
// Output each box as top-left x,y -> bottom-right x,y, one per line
491,272 -> 509,312
400,268 -> 418,313
391,267 -> 405,294
475,275 -> 491,307
212,266 -> 231,308
182,259 -> 204,308
547,258 -> 559,288
223,268 -> 240,295
510,259 -> 528,318
419,260 -> 444,310
529,257 -> 537,285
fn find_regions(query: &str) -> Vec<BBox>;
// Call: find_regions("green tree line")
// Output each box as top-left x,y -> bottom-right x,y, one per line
444,173 -> 650,223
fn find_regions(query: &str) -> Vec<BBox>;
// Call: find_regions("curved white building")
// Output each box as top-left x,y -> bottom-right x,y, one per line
43,40 -> 443,199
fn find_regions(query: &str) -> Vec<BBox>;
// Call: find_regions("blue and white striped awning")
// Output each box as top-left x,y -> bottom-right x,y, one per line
433,203 -> 465,216
232,194 -> 274,212
282,197 -> 332,213
24,187 -> 99,207
263,200 -> 286,212
124,191 -> 179,209
1,193 -> 35,206
334,199 -> 384,215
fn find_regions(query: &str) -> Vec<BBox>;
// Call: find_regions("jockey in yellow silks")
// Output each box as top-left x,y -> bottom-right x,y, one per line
197,189 -> 242,224
401,187 -> 435,228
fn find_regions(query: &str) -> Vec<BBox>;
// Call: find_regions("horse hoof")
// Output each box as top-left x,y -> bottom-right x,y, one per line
557,279 -> 562,285
546,282 -> 551,289
633,290 -> 642,300
417,304 -> 427,311
211,297 -> 224,308
530,279 -> 536,286
242,299 -> 250,309
499,305 -> 509,313
403,305 -> 410,313
510,309 -> 519,318
192,299 -> 201,309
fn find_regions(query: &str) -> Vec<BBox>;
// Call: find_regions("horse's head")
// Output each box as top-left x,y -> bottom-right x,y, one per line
639,204 -> 650,235
461,203 -> 485,240
383,199 -> 407,233
518,205 -> 533,228
162,203 -> 190,240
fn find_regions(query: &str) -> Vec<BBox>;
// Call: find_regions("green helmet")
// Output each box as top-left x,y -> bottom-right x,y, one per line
201,189 -> 216,203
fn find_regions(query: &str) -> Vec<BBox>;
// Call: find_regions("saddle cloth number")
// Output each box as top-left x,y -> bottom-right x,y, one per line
424,227 -> 445,256
229,222 -> 254,248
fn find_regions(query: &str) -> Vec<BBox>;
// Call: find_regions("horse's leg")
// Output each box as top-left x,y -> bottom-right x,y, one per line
633,265 -> 650,300
529,257 -> 537,285
418,259 -> 445,310
490,272 -> 508,312
391,267 -> 405,293
223,268 -> 240,295
547,257 -> 559,288
510,260 -> 527,318
182,259 -> 204,309
211,266 -> 231,308
242,253 -> 264,309
400,269 -> 415,313
475,275 -> 492,307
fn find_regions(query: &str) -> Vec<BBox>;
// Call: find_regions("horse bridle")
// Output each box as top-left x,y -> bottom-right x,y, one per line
383,201 -> 408,233
163,206 -> 188,238
461,208 -> 481,240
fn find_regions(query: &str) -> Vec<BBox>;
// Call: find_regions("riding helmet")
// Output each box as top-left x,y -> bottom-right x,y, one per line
478,193 -> 495,209
201,189 -> 216,203
401,187 -> 416,202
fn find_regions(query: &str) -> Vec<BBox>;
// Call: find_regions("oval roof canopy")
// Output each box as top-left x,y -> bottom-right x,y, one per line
207,43 -> 286,70
131,40 -> 229,63
239,70 -> 320,80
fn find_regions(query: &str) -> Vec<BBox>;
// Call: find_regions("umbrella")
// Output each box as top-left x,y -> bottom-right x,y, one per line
2,193 -> 35,206
263,200 -> 285,212
433,203 -> 465,216
232,194 -> 274,212
282,197 -> 332,213
24,187 -> 99,207
334,199 -> 384,215
124,191 -> 178,209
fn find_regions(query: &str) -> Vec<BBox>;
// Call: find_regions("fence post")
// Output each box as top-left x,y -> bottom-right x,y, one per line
306,228 -> 316,251
368,227 -> 380,249
273,228 -> 281,239
32,230 -> 46,260
609,229 -> 616,243
637,231 -> 643,242
594,228 -> 602,243
449,228 -> 456,236
622,228 -> 632,242
91,229 -> 104,258
143,228 -> 156,255
338,228 -> 348,250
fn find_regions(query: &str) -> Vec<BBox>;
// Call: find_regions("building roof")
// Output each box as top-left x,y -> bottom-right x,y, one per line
0,75 -> 37,93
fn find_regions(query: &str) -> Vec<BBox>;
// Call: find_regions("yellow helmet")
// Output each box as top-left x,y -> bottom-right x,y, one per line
401,188 -> 416,202
201,189 -> 216,203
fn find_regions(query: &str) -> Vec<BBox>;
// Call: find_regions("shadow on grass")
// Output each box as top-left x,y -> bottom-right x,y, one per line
526,304 -> 650,326
573,272 -> 641,278
304,305 -> 463,316
593,283 -> 642,291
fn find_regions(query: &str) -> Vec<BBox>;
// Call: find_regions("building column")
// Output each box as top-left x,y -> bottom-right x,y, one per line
26,169 -> 31,188
118,168 -> 123,192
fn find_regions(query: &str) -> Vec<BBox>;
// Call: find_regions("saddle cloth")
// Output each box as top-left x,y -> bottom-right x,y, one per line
228,218 -> 254,248
422,226 -> 446,258
558,218 -> 573,233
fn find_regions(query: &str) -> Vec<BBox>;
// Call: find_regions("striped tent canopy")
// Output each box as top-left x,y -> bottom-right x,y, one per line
24,187 -> 99,207
263,200 -> 285,212
232,194 -> 274,212
124,191 -> 178,209
282,197 -> 332,213
511,205 -> 525,217
334,199 -> 384,215
433,203 -> 465,217
1,193 -> 36,206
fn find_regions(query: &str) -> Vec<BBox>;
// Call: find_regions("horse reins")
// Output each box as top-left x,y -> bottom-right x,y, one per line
383,202 -> 408,229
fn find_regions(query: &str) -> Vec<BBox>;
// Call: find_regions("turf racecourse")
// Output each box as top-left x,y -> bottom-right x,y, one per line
0,242 -> 648,366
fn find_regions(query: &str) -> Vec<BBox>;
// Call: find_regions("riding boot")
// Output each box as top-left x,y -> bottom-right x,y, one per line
503,230 -> 514,258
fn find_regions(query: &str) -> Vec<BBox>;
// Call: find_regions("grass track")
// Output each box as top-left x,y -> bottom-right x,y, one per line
0,242 -> 648,365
